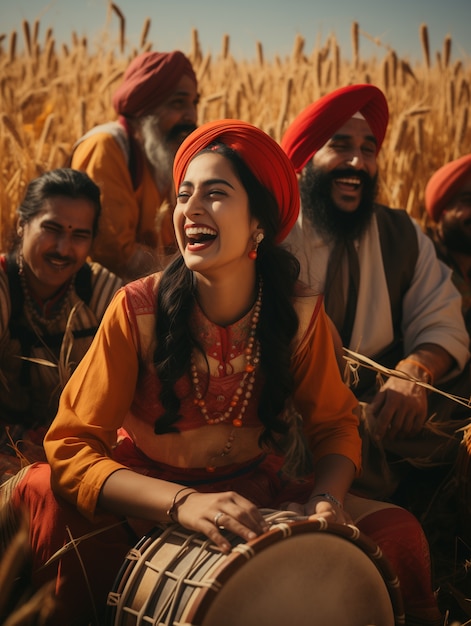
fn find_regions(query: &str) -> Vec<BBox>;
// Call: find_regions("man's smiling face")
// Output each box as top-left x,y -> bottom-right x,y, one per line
312,117 -> 378,213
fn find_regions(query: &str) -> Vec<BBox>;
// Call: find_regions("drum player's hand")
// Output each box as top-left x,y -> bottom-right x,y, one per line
175,491 -> 270,553
369,377 -> 428,441
282,497 -> 352,525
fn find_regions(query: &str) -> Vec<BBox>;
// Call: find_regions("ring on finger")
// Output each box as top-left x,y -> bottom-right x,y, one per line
213,511 -> 225,528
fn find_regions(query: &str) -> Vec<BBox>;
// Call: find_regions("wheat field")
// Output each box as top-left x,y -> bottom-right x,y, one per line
1,7 -> 470,250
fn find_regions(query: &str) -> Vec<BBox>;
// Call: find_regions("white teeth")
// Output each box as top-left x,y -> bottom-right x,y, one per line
186,226 -> 217,236
336,177 -> 361,185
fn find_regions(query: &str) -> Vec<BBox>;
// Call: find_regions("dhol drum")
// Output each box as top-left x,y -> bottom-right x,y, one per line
106,509 -> 405,626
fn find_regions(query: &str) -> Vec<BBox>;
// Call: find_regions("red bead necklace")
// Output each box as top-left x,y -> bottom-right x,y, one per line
190,281 -> 262,471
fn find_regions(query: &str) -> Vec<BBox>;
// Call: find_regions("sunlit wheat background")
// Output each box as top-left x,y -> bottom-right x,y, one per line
1,3 -> 470,249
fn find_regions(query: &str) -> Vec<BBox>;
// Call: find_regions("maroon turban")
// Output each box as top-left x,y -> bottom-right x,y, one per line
281,84 -> 389,173
112,51 -> 197,117
173,120 -> 299,242
425,154 -> 471,222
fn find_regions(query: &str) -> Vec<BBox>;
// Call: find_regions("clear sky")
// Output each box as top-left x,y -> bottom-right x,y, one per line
1,0 -> 470,64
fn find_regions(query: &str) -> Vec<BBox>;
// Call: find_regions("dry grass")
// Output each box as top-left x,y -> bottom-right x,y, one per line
1,13 -> 470,248
0,505 -> 56,625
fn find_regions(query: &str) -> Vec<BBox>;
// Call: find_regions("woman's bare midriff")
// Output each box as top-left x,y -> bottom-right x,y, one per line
123,416 -> 265,468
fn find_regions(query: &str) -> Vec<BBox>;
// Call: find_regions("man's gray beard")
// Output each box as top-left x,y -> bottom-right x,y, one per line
139,115 -> 174,195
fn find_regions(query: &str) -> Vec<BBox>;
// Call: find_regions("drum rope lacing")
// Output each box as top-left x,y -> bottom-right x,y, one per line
107,510 -> 406,626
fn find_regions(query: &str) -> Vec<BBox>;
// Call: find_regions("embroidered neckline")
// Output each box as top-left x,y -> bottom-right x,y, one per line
190,299 -> 255,369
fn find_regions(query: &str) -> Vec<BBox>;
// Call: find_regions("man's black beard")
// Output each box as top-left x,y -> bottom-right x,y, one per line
439,219 -> 471,255
299,163 -> 379,241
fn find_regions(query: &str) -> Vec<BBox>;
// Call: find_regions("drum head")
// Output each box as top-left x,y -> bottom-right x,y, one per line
200,531 -> 395,626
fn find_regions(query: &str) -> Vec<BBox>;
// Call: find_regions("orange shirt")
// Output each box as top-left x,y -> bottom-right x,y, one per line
44,274 -> 361,520
71,130 -> 176,276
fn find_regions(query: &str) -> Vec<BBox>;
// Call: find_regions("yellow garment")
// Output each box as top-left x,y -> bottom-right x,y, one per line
44,275 -> 361,520
71,131 -> 176,276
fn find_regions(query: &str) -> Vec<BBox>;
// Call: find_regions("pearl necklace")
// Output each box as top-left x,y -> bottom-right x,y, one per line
190,281 -> 262,471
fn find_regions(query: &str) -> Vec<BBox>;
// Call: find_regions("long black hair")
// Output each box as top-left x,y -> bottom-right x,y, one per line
153,142 -> 300,450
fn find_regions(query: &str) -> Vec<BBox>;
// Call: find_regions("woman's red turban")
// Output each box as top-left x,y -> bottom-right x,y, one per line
281,84 -> 389,173
425,154 -> 471,222
112,51 -> 197,118
173,120 -> 300,242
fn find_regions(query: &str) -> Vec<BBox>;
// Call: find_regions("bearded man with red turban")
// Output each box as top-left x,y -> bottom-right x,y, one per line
282,84 -> 470,505
70,51 -> 199,280
425,154 -> 471,338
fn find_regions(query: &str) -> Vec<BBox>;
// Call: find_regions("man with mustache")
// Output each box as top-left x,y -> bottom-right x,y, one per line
70,51 -> 199,280
281,84 -> 470,504
425,154 -> 471,340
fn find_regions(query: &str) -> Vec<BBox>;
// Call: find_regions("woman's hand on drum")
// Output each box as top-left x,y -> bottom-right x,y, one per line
175,490 -> 270,553
283,496 -> 352,525
305,496 -> 353,525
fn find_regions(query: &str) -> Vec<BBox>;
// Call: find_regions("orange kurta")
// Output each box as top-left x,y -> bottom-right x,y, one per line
44,273 -> 361,520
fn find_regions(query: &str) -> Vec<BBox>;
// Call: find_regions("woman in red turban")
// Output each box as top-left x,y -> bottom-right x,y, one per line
3,120 -> 439,625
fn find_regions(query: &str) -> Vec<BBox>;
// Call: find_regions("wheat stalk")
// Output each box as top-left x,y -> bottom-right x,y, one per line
140,17 -> 151,49
381,55 -> 390,91
190,27 -> 201,64
111,3 -> 126,54
414,116 -> 424,154
419,23 -> 430,69
8,30 -> 16,63
1,114 -> 24,150
44,36 -> 55,72
256,41 -> 264,66
99,68 -> 124,93
35,113 -> 54,161
197,52 -> 211,83
443,34 -> 452,69
291,34 -> 305,64
276,77 -> 293,141
32,19 -> 39,49
391,116 -> 408,152
333,42 -> 340,86
344,348 -> 471,408
221,33 -> 230,60
351,21 -> 359,70
21,20 -> 32,57
454,106 -> 468,156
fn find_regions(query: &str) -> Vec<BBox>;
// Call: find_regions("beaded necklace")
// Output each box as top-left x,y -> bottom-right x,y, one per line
19,254 -> 75,333
190,280 -> 262,471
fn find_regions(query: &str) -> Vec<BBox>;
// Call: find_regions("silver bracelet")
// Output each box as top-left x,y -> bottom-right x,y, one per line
310,492 -> 343,509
